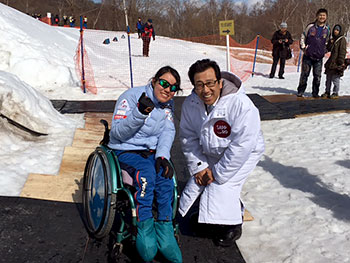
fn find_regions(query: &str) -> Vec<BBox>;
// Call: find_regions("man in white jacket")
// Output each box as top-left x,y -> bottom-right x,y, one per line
179,59 -> 265,247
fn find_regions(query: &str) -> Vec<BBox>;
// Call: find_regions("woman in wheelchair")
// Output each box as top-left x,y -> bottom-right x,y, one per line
107,66 -> 182,263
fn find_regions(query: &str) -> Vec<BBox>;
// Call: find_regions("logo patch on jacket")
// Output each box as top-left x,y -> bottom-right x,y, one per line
119,99 -> 130,110
114,114 -> 127,120
213,120 -> 231,138
164,109 -> 174,122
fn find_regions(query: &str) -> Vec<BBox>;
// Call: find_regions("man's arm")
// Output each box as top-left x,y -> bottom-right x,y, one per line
271,31 -> 278,45
179,98 -> 209,176
300,23 -> 314,50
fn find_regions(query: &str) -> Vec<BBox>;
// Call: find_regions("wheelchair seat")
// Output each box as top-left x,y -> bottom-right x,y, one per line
121,169 -> 134,186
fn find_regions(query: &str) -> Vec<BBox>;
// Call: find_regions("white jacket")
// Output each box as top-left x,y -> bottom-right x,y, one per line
178,72 -> 265,225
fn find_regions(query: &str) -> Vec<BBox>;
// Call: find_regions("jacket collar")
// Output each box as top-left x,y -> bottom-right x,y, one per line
220,71 -> 242,97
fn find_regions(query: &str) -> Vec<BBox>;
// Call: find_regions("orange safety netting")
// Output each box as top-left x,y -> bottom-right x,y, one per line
183,34 -> 302,82
74,29 -> 132,93
74,30 -> 97,94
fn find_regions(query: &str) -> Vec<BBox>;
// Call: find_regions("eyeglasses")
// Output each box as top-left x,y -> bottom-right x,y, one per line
194,80 -> 218,91
158,79 -> 179,92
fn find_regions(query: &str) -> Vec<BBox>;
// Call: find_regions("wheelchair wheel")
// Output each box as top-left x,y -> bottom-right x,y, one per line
82,146 -> 117,239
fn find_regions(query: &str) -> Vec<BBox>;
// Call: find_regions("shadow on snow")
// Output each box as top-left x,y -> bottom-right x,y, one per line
258,156 -> 350,222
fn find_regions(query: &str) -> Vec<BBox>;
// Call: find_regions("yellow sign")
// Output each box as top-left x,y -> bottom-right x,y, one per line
219,20 -> 234,36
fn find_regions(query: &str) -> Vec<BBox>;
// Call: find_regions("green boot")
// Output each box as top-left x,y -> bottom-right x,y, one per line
155,221 -> 182,263
136,218 -> 158,262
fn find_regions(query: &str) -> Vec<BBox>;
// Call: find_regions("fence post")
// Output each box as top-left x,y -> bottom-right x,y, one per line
226,34 -> 230,72
297,49 -> 303,73
252,34 -> 260,77
123,0 -> 134,89
127,26 -> 133,89
80,16 -> 86,93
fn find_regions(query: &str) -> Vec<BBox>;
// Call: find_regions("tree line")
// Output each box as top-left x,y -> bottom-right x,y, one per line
2,0 -> 349,44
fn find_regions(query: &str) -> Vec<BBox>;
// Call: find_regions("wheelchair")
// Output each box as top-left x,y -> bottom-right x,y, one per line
82,120 -> 180,259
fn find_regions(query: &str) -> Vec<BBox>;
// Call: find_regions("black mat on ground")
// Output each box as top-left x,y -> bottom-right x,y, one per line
0,196 -> 245,263
273,96 -> 350,116
246,94 -> 294,120
51,100 -> 116,114
51,95 -> 350,120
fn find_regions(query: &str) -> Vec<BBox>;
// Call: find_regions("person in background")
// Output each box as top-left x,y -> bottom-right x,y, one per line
179,59 -> 265,247
136,17 -> 143,38
69,16 -> 75,27
269,22 -> 293,79
297,8 -> 330,98
54,14 -> 59,25
63,15 -> 68,25
141,19 -> 155,57
108,66 -> 182,263
321,24 -> 347,99
83,16 -> 88,29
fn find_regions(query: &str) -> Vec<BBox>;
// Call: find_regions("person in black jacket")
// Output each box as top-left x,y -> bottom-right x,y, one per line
269,22 -> 293,79
322,24 -> 348,99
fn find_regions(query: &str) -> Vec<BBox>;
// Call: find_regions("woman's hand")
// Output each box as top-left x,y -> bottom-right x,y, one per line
155,157 -> 174,179
138,92 -> 155,115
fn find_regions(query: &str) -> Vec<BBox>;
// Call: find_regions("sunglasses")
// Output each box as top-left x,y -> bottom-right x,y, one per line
158,79 -> 179,92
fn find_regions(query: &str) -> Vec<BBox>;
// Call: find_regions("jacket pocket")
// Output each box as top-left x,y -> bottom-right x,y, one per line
208,134 -> 231,156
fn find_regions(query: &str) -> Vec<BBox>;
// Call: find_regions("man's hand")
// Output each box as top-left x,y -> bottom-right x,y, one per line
138,92 -> 155,115
194,168 -> 214,186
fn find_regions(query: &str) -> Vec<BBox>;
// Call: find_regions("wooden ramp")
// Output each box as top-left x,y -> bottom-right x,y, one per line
20,113 -> 112,203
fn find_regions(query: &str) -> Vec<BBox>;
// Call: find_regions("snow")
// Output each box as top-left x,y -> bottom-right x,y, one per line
0,3 -> 349,263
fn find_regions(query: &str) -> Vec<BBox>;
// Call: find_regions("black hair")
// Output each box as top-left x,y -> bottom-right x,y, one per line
188,59 -> 221,86
316,8 -> 328,16
153,66 -> 182,91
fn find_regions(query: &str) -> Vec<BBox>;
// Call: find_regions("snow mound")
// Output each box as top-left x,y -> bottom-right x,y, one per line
0,3 -> 79,89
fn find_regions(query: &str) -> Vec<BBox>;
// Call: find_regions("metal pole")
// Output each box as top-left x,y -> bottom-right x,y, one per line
80,16 -> 86,93
122,0 -> 134,88
226,34 -> 230,72
297,49 -> 303,73
252,34 -> 260,77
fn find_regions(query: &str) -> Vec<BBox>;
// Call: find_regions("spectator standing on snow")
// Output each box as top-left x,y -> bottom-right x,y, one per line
136,17 -> 143,38
54,14 -> 59,25
83,16 -> 88,29
321,24 -> 348,99
269,22 -> 293,79
63,15 -> 68,25
142,19 -> 155,57
297,8 -> 330,98
69,16 -> 75,27
179,59 -> 264,247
